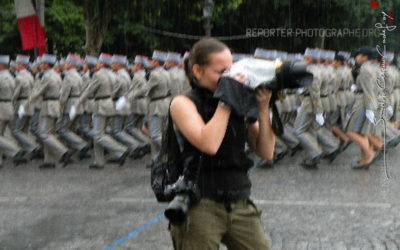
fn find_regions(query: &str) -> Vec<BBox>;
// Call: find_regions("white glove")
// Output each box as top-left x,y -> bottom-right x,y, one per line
350,84 -> 357,93
366,109 -> 375,124
296,87 -> 305,94
18,105 -> 25,118
115,96 -> 127,111
387,105 -> 394,117
315,113 -> 325,126
69,105 -> 77,120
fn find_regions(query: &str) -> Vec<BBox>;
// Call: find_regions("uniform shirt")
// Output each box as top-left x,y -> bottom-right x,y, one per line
78,67 -> 115,116
112,68 -> 131,116
303,65 -> 323,114
129,69 -> 148,115
29,69 -> 62,118
60,68 -> 84,115
0,69 -> 16,120
13,69 -> 34,115
147,66 -> 171,116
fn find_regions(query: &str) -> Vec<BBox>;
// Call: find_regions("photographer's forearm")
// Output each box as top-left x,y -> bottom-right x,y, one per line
199,105 -> 231,155
255,107 -> 275,161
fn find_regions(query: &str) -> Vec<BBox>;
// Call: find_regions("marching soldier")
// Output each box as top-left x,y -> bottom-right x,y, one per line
80,55 -> 98,140
294,48 -> 340,169
12,55 -> 41,158
26,54 -> 72,168
59,54 -> 89,159
124,55 -> 151,155
30,56 -> 43,138
74,53 -> 129,169
346,47 -> 380,169
0,55 -> 26,167
110,54 -> 143,158
147,50 -> 171,160
329,53 -> 350,150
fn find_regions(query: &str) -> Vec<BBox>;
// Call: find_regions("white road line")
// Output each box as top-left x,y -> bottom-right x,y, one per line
0,196 -> 28,202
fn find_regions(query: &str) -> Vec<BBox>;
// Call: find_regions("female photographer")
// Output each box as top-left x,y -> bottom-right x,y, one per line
168,38 -> 275,249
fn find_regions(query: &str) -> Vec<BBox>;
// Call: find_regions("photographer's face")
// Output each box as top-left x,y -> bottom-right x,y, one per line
193,48 -> 232,92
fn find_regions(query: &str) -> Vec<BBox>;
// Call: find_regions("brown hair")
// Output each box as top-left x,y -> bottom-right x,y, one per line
184,38 -> 229,84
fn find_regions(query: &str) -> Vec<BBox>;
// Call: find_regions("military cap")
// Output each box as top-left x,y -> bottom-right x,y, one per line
304,48 -> 319,60
385,52 -> 394,62
0,55 -> 10,65
85,55 -> 98,66
166,52 -> 181,64
41,54 -> 57,65
134,55 -> 147,65
16,55 -> 30,65
66,54 -> 82,67
111,54 -> 128,65
152,50 -> 167,62
99,53 -> 112,66
337,51 -> 351,60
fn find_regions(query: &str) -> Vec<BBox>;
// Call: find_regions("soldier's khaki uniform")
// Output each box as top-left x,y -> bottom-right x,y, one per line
327,65 -> 340,126
80,70 -> 95,139
59,68 -> 88,152
30,72 -> 43,137
168,66 -> 187,97
315,65 -> 340,154
29,69 -> 69,164
346,62 -> 377,135
336,66 -> 352,127
12,69 -> 40,154
294,65 -> 339,160
278,89 -> 300,150
124,69 -> 151,151
127,69 -> 148,129
110,68 -> 142,153
78,68 -> 128,166
0,70 -> 24,165
147,67 -> 171,149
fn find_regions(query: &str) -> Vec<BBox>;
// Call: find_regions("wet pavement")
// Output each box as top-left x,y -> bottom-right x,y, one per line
0,142 -> 400,249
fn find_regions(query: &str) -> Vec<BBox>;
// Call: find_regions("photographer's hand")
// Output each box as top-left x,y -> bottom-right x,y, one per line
255,87 -> 272,110
248,87 -> 275,161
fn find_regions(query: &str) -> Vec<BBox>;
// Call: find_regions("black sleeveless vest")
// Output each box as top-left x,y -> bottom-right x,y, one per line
178,83 -> 254,201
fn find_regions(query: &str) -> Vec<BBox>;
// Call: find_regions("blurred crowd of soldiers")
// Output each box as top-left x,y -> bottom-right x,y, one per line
0,51 -> 189,169
0,45 -> 399,170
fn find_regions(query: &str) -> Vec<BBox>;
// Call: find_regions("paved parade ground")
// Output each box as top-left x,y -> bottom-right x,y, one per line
1,142 -> 400,250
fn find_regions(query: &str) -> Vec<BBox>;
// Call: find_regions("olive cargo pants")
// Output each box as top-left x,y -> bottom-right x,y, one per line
169,198 -> 271,250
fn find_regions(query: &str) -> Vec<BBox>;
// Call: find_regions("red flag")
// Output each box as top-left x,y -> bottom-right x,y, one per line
14,0 -> 45,55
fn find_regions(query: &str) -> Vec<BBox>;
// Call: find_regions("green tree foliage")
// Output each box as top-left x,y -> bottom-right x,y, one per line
0,0 -> 22,55
46,0 -> 85,55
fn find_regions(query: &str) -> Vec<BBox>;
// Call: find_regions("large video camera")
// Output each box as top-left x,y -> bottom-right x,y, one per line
215,58 -> 313,135
223,58 -> 313,90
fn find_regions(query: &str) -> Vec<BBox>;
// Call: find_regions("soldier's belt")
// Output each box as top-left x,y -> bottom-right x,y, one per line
43,97 -> 58,101
320,94 -> 328,98
150,94 -> 170,101
17,97 -> 28,100
0,99 -> 11,102
69,95 -> 80,98
354,89 -> 363,94
112,96 -> 121,101
94,95 -> 110,101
